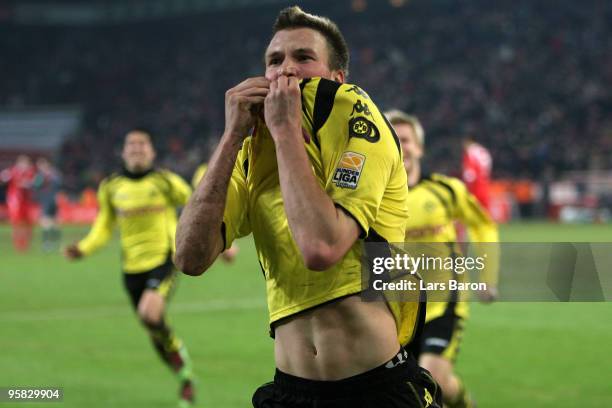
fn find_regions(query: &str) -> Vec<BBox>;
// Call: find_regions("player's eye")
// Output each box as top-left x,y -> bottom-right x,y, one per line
267,58 -> 281,66
298,55 -> 314,62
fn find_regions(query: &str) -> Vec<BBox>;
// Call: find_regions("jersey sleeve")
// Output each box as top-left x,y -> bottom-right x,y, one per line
191,164 -> 208,188
222,140 -> 251,249
450,178 -> 500,286
164,171 -> 192,207
315,81 -> 402,237
77,179 -> 116,255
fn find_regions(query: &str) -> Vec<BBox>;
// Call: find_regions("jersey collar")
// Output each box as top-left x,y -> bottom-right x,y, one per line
122,166 -> 153,180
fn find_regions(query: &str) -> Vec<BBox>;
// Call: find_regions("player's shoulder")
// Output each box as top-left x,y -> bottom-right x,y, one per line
301,77 -> 373,107
302,77 -> 399,150
428,173 -> 468,201
150,168 -> 190,187
194,163 -> 208,174
151,167 -> 178,178
100,171 -> 122,187
95,171 -> 124,196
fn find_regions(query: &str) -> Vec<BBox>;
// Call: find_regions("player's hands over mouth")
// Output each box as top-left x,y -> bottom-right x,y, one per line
265,73 -> 302,143
224,77 -> 270,139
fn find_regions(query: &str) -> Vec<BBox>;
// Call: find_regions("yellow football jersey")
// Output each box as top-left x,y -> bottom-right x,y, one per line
78,168 -> 192,273
192,163 -> 208,188
222,77 -> 420,345
404,172 -> 499,321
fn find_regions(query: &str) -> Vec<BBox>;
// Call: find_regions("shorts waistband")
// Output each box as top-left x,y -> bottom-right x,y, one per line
274,348 -> 419,399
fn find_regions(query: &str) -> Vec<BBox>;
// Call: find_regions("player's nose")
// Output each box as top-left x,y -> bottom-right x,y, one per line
278,64 -> 299,78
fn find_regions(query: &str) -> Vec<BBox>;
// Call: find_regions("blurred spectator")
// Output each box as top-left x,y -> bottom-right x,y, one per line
0,0 -> 610,190
34,158 -> 62,251
0,156 -> 36,251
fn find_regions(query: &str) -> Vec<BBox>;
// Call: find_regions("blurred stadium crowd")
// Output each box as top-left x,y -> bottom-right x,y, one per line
1,0 -> 611,192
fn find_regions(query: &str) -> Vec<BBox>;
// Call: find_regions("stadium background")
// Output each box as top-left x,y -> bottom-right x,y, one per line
1,0 -> 611,407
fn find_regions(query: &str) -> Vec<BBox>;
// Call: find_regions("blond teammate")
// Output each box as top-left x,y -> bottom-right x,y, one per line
387,110 -> 499,408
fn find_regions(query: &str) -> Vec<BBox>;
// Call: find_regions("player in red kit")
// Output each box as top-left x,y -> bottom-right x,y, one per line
462,137 -> 493,213
1,155 -> 37,251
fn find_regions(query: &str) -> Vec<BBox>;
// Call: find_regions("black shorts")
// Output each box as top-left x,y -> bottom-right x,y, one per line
252,348 -> 442,408
123,256 -> 178,309
419,314 -> 464,362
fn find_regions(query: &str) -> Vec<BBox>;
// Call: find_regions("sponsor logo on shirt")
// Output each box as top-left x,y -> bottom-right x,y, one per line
349,116 -> 380,143
332,151 -> 365,189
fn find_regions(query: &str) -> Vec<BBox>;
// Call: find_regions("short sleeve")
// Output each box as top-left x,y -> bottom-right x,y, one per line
222,140 -> 251,249
164,171 -> 192,207
318,82 -> 403,237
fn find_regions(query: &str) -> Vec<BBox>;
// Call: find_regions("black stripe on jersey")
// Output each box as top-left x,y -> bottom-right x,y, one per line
242,158 -> 249,178
432,177 -> 458,208
422,180 -> 453,219
363,228 -> 392,301
220,222 -> 227,250
467,199 -> 490,224
365,227 -> 389,243
380,110 -> 402,154
312,79 -> 341,148
335,203 -> 366,239
299,77 -> 311,91
300,78 -> 314,129
406,296 -> 427,359
445,242 -> 460,307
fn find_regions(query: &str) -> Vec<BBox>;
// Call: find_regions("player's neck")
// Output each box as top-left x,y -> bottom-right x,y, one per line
122,165 -> 153,179
407,162 -> 421,187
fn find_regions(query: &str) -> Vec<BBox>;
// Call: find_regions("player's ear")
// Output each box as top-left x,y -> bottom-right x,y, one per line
332,70 -> 345,84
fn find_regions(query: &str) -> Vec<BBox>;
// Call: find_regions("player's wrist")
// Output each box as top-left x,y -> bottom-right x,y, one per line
222,127 -> 247,142
268,124 -> 302,145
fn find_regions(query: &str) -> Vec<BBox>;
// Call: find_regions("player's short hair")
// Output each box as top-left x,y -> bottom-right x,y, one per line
272,6 -> 350,76
125,127 -> 155,147
384,110 -> 425,147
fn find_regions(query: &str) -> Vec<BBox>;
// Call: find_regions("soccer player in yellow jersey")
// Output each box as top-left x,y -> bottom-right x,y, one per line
175,6 -> 441,408
63,129 -> 196,407
386,110 -> 499,408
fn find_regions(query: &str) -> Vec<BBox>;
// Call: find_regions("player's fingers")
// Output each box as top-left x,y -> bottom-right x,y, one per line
269,79 -> 277,94
231,77 -> 270,93
279,74 -> 290,90
235,86 -> 270,97
241,95 -> 266,106
287,76 -> 300,93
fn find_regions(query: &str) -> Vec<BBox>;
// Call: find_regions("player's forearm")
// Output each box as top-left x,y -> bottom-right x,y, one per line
274,134 -> 355,270
77,216 -> 113,255
175,134 -> 241,275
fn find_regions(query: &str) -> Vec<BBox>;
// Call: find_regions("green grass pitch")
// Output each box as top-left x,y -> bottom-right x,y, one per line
1,222 -> 611,407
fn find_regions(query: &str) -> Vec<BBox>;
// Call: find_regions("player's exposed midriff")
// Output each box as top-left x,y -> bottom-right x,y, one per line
273,294 -> 399,381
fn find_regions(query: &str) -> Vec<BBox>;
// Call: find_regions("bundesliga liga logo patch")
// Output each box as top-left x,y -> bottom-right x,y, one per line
332,151 -> 365,189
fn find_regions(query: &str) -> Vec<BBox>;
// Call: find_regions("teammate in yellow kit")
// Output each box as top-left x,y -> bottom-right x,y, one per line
176,7 -> 441,408
63,129 -> 195,407
386,110 -> 499,408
